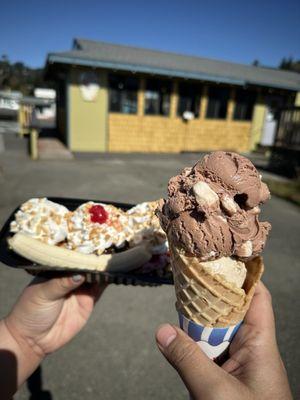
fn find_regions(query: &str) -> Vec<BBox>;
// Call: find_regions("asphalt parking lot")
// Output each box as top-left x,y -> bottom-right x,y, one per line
0,132 -> 299,399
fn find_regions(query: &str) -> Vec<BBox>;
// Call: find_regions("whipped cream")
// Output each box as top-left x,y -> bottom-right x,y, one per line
67,202 -> 132,255
10,198 -> 70,245
127,201 -> 167,253
10,198 -> 169,258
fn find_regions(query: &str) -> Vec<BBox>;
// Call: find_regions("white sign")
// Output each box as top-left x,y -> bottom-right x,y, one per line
79,72 -> 99,102
34,88 -> 56,99
182,111 -> 195,121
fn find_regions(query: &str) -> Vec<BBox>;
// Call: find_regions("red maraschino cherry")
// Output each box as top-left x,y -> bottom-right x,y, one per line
89,204 -> 108,224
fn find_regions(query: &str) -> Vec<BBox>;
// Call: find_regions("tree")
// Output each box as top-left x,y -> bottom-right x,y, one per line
1,54 -> 9,63
0,57 -> 52,94
279,57 -> 300,73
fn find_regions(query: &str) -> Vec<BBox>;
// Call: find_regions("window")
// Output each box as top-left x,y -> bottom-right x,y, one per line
109,74 -> 138,114
234,89 -> 256,120
144,79 -> 171,116
177,82 -> 201,118
206,87 -> 230,119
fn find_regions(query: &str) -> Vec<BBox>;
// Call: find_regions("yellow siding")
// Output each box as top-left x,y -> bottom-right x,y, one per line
66,70 -> 261,153
250,98 -> 266,150
295,92 -> 300,106
68,68 -> 108,152
108,115 -> 251,153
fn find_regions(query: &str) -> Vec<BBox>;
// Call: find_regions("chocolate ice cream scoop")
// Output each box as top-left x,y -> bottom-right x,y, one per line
157,151 -> 271,261
199,151 -> 270,207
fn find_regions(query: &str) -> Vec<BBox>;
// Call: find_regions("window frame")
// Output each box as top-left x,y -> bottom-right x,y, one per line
177,82 -> 202,118
108,73 -> 138,114
233,89 -> 256,121
206,86 -> 230,119
144,78 -> 171,117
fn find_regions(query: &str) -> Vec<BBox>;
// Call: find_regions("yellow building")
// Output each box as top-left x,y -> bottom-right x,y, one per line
45,39 -> 300,153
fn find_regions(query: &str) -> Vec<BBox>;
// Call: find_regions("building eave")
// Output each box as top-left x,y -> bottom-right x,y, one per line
47,54 -> 245,85
47,54 -> 300,92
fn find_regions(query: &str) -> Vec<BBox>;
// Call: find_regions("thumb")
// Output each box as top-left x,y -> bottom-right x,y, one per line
156,324 -> 225,398
33,274 -> 85,301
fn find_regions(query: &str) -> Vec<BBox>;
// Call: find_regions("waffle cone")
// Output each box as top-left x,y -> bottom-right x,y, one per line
169,240 -> 264,327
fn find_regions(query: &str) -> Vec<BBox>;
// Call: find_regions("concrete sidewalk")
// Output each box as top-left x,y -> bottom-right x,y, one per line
0,135 -> 299,399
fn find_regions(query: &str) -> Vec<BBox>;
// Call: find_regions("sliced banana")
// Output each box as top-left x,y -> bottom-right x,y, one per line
8,233 -> 152,273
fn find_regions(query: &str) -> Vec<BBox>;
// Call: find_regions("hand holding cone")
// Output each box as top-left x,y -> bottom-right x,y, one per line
157,151 -> 271,357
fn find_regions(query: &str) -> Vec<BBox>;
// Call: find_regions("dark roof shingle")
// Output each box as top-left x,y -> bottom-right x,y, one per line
47,38 -> 300,91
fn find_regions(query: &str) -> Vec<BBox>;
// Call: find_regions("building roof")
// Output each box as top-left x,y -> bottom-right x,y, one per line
46,38 -> 300,91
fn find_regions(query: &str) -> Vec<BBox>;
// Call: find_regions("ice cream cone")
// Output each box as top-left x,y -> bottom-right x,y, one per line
157,151 -> 270,359
169,239 -> 264,328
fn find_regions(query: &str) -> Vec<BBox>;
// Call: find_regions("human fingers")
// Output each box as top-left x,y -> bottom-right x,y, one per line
223,280 -> 293,400
156,324 -> 232,399
222,281 -> 277,374
75,282 -> 107,303
30,274 -> 86,302
244,281 -> 275,333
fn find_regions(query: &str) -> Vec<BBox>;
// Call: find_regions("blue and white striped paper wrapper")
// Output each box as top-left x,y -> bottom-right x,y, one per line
179,313 -> 242,360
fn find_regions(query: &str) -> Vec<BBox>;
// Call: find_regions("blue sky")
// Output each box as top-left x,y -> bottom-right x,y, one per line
1,0 -> 300,68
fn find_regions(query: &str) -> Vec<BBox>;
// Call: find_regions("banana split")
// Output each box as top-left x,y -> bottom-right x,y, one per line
8,198 -> 169,274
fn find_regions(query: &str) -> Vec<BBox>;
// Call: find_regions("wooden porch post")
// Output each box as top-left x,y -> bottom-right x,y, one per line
138,77 -> 145,116
200,86 -> 209,119
227,88 -> 236,121
170,81 -> 178,118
